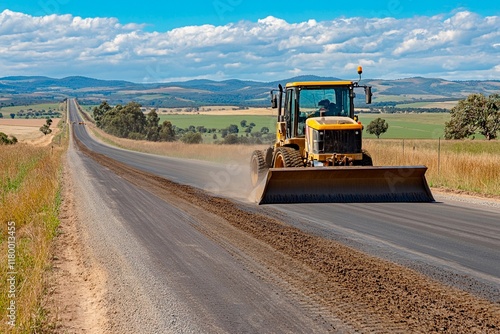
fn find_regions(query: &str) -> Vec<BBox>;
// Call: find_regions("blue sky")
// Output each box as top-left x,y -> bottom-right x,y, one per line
1,0 -> 498,31
0,1 -> 499,82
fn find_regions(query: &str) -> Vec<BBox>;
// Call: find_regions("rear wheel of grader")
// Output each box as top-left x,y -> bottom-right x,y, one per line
250,150 -> 267,187
273,147 -> 304,168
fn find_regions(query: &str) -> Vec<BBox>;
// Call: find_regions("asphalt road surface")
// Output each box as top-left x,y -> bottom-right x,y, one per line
67,99 -> 500,332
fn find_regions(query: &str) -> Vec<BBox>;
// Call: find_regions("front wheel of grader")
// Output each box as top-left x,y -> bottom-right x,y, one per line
273,147 -> 304,168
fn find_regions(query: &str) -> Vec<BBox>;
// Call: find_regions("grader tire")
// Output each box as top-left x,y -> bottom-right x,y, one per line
361,150 -> 373,166
273,147 -> 304,168
251,150 -> 268,187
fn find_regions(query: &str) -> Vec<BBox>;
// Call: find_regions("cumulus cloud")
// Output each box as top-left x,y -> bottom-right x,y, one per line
0,9 -> 499,81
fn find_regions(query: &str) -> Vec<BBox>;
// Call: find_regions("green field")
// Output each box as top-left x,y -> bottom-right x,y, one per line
0,103 -> 62,118
159,113 -> 451,140
159,114 -> 277,132
358,113 -> 450,139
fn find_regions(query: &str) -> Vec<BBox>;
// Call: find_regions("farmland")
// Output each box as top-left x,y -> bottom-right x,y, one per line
156,112 -> 451,140
358,113 -> 451,139
159,114 -> 276,131
0,103 -> 64,119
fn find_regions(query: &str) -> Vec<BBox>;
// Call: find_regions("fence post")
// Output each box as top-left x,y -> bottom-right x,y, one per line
402,139 -> 405,164
438,137 -> 441,177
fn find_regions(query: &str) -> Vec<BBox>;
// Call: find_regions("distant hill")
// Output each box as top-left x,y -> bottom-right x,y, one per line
0,75 -> 499,108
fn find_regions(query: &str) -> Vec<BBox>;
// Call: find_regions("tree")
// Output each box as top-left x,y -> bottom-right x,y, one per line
99,102 -> 146,138
40,118 -> 53,136
159,120 -> 176,142
40,124 -> 52,135
222,134 -> 239,144
445,93 -> 500,140
93,101 -> 112,127
240,120 -> 247,127
145,109 -> 161,141
0,132 -> 17,145
260,126 -> 270,134
10,113 -> 15,119
366,118 -> 389,138
180,132 -> 203,144
227,124 -> 239,134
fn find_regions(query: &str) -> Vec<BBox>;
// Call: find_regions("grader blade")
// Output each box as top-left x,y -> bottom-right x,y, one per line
257,166 -> 434,204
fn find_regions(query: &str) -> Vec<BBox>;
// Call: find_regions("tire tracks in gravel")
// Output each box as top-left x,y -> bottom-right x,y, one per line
75,135 -> 500,333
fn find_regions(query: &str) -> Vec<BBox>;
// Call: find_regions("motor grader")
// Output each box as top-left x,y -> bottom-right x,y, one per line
250,67 -> 434,204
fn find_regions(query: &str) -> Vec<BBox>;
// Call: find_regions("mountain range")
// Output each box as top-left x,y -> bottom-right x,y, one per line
1,75 -> 499,108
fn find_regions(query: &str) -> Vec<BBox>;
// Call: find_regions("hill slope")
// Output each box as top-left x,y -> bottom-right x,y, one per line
1,75 -> 498,107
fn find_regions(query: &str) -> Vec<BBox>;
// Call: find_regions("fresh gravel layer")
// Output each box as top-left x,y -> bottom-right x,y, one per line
76,137 -> 500,334
68,141 -> 203,334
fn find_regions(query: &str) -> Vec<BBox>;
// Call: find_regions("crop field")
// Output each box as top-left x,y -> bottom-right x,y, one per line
1,103 -> 62,116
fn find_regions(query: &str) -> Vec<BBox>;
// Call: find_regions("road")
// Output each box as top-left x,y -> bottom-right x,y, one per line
67,99 -> 500,332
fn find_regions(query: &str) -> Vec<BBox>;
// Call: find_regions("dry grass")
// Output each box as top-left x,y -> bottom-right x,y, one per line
364,139 -> 500,196
0,119 -> 68,333
87,123 -> 499,197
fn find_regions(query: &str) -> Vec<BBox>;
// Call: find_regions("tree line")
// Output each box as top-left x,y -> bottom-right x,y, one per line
92,101 -> 276,145
93,101 -> 176,142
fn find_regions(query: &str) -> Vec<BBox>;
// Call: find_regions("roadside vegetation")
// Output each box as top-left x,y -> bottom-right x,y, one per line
0,112 -> 68,333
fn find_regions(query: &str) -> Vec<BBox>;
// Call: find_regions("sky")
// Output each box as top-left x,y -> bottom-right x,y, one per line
0,1 -> 499,82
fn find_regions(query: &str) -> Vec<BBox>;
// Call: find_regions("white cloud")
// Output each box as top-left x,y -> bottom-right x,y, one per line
0,9 -> 499,81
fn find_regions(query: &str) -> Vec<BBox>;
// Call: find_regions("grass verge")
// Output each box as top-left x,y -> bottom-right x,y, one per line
0,117 -> 68,333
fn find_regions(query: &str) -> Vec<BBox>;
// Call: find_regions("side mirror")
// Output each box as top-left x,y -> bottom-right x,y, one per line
365,86 -> 372,104
271,93 -> 278,109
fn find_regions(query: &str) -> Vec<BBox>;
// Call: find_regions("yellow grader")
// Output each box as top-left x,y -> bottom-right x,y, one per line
250,67 -> 434,204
